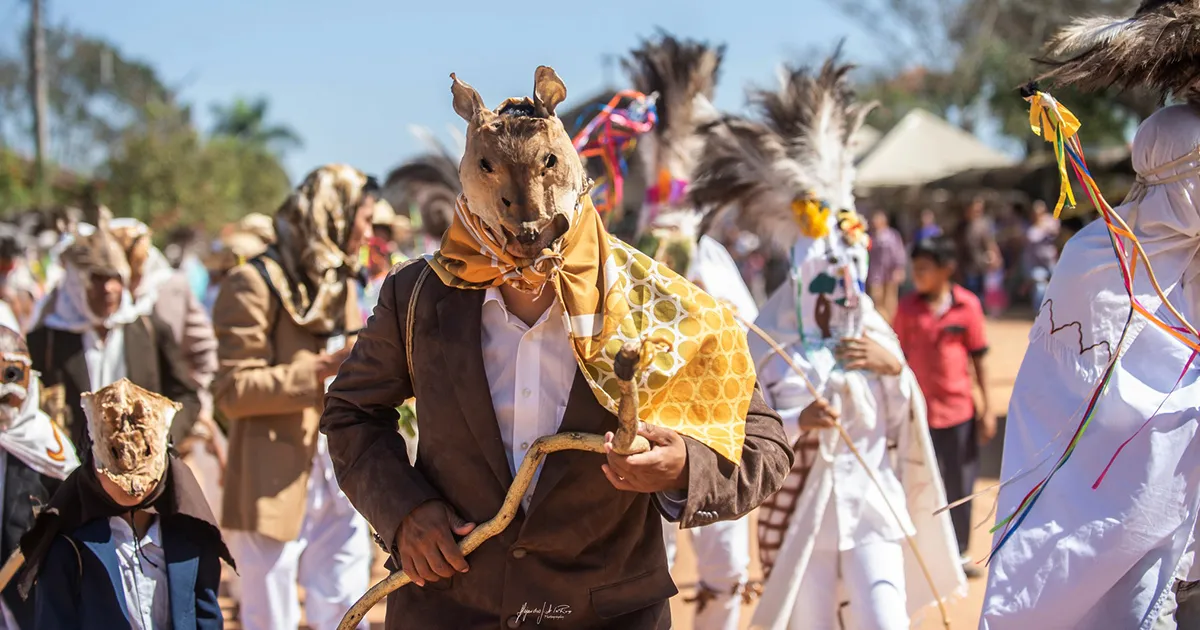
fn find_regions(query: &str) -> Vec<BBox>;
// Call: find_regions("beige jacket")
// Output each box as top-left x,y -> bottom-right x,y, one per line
213,263 -> 359,541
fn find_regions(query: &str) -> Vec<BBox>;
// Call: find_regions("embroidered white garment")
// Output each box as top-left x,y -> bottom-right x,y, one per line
0,376 -> 79,479
748,281 -> 965,630
480,287 -> 572,509
82,326 -> 127,392
109,516 -> 171,630
982,105 -> 1200,630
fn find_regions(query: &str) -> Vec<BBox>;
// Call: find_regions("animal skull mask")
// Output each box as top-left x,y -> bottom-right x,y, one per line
450,66 -> 588,259
83,378 -> 180,499
0,326 -> 32,429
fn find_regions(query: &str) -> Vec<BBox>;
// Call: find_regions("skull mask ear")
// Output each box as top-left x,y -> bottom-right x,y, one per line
532,66 -> 567,118
450,73 -> 489,123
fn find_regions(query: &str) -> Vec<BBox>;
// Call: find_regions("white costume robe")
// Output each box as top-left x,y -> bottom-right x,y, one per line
982,104 -> 1200,630
748,281 -> 965,630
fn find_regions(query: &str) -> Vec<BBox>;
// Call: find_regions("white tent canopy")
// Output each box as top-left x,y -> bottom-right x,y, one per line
855,109 -> 1017,189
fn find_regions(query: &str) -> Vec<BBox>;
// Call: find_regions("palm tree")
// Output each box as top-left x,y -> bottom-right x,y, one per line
210,97 -> 302,154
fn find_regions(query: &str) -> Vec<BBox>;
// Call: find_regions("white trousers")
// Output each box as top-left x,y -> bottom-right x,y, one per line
789,539 -> 909,630
664,517 -> 751,630
228,476 -> 371,630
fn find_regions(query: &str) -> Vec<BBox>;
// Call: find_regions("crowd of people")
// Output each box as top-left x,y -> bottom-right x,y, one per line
0,3 -> 1197,629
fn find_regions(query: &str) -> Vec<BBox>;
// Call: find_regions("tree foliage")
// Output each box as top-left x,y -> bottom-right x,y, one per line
210,97 -> 303,155
0,20 -> 298,230
835,0 -> 1150,151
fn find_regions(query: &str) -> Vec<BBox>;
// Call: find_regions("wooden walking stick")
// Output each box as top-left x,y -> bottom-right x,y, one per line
337,342 -> 650,630
0,549 -> 22,592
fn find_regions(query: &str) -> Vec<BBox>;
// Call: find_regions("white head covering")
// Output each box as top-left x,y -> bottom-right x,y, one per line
38,220 -> 141,334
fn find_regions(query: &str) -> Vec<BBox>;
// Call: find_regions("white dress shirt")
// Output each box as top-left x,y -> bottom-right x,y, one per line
109,516 -> 171,630
479,288 -> 687,516
480,288 -> 574,509
82,326 -> 127,392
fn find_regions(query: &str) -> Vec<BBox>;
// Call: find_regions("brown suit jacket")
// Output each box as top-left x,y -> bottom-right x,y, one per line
322,260 -> 792,630
212,263 -> 360,541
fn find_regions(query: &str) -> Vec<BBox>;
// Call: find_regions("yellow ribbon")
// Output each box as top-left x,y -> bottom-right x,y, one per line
1027,92 -> 1082,217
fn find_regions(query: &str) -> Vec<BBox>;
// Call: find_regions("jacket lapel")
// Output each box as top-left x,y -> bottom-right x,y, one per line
524,370 -> 614,515
434,289 -> 513,492
122,319 -> 157,388
76,519 -> 134,629
163,522 -> 199,630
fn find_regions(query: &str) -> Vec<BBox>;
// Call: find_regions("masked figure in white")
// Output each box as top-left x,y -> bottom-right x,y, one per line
689,53 -> 966,630
981,3 -> 1200,628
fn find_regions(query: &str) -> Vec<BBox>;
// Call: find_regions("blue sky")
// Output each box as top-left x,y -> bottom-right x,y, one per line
9,0 -> 885,181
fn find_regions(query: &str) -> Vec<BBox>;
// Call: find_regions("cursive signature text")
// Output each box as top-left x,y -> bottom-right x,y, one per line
516,602 -> 572,624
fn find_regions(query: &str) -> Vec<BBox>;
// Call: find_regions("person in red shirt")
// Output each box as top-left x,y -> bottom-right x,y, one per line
893,236 -> 995,576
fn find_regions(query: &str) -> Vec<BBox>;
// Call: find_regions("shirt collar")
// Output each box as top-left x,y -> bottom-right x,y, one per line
483,286 -> 560,330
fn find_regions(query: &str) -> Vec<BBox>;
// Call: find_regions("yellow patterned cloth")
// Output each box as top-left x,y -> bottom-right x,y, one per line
426,195 -> 754,463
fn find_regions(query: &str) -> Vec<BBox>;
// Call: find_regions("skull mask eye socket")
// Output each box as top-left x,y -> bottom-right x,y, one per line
479,158 -> 494,174
2,366 -> 22,383
544,154 -> 557,169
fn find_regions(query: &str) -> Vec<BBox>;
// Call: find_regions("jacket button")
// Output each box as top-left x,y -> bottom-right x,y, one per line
507,615 -> 522,628
511,547 -> 527,559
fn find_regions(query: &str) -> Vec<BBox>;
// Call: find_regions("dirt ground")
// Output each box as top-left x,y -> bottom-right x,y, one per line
219,317 -> 1033,629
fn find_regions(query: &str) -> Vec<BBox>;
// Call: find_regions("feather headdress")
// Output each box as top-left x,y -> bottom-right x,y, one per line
623,31 -> 726,240
1038,0 -> 1200,100
689,51 -> 875,252
383,152 -> 461,242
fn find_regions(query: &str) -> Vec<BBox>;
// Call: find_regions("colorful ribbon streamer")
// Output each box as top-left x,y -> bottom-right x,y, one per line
988,92 -> 1200,562
571,91 -> 658,223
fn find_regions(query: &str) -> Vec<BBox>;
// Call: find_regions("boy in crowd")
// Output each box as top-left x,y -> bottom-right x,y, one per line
18,379 -> 232,630
893,236 -> 995,575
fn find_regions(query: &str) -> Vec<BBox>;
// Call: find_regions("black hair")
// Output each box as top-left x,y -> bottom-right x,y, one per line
362,175 -> 381,199
910,236 -> 956,267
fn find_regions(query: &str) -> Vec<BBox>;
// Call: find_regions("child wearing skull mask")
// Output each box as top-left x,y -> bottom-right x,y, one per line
16,379 -> 232,630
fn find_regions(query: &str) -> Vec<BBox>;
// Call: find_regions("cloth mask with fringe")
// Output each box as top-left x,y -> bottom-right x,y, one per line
426,194 -> 755,463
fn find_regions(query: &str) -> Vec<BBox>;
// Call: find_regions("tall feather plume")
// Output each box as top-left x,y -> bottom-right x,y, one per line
689,50 -> 874,253
623,30 -> 726,152
382,153 -> 462,241
623,30 -> 727,237
749,47 -> 875,212
689,115 -> 805,252
1038,0 -> 1200,100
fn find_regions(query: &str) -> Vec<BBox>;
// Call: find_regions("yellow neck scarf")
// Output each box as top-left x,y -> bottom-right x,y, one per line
426,195 -> 753,463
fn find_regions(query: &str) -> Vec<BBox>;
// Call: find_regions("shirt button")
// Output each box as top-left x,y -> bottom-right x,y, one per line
511,547 -> 527,559
522,388 -> 531,398
519,441 -> 529,450
507,615 -> 522,628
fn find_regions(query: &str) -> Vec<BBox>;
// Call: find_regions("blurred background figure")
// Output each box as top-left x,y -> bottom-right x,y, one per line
867,210 -> 907,322
914,208 -> 943,243
957,196 -> 999,304
1022,200 -> 1060,310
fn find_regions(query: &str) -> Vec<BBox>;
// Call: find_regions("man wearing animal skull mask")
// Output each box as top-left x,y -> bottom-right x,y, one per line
322,66 -> 791,630
0,325 -> 79,630
17,378 -> 231,630
26,209 -> 200,455
212,164 -> 376,630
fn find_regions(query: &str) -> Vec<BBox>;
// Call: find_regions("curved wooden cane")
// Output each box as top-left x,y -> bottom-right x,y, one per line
337,342 -> 651,630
